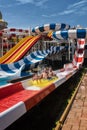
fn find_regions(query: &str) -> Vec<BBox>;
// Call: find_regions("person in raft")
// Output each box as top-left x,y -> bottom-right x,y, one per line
32,73 -> 41,83
40,67 -> 49,79
40,67 -> 57,80
48,67 -> 56,78
32,67 -> 48,82
32,67 -> 57,82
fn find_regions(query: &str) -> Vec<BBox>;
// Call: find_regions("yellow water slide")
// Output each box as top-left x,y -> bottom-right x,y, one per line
0,36 -> 33,64
0,35 -> 41,64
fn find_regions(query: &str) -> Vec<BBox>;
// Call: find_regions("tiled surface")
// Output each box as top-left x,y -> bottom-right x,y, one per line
62,73 -> 87,130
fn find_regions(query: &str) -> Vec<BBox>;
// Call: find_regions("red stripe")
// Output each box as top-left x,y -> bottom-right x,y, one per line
0,32 -> 3,36
11,33 -> 16,37
0,81 -> 55,112
0,89 -> 38,112
74,54 -> 83,62
66,73 -> 72,80
18,29 -> 23,32
25,30 -> 29,33
25,83 -> 55,111
77,39 -> 85,45
77,49 -> 84,54
10,28 -> 16,31
0,82 -> 24,99
15,36 -> 41,62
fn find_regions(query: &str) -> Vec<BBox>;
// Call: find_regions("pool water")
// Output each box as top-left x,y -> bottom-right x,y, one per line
0,77 -> 11,86
0,72 -> 33,86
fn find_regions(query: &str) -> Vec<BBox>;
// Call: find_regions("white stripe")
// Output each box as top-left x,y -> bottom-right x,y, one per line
65,24 -> 70,30
0,101 -> 26,130
25,86 -> 41,90
44,24 -> 50,31
54,77 -> 66,88
56,31 -> 64,39
21,80 -> 41,90
19,60 -> 25,65
35,28 -> 41,33
37,50 -> 45,56
75,51 -> 84,57
55,24 -> 61,31
42,50 -> 48,55
33,52 -> 46,58
68,30 -> 77,39
30,58 -> 44,63
34,26 -> 40,33
77,44 -> 85,49
25,55 -> 34,62
60,46 -> 64,50
8,64 -> 17,70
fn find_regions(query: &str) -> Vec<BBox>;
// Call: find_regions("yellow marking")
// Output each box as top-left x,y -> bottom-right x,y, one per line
29,76 -> 58,88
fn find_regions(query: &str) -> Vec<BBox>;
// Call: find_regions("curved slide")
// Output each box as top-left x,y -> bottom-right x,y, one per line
0,46 -> 65,79
52,29 -> 86,68
1,23 -> 86,130
0,35 -> 41,64
0,23 -> 70,64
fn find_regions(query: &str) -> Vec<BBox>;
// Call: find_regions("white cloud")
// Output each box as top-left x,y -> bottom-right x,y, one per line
0,0 -> 48,8
42,0 -> 87,18
16,0 -> 34,4
0,4 -> 13,8
16,0 -> 48,6
68,0 -> 87,9
59,0 -> 87,16
59,9 -> 76,15
35,0 -> 48,6
42,13 -> 57,18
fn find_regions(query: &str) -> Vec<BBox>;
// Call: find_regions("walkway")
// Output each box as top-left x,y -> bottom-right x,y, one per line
62,73 -> 87,130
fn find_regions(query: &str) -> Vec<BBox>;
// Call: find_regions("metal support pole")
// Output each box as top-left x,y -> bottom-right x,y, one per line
1,37 -> 3,56
68,38 -> 71,61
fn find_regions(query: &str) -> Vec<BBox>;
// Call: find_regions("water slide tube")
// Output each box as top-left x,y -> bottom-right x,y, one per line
0,35 -> 42,64
0,24 -> 87,129
32,23 -> 70,34
0,46 -> 65,78
52,29 -> 87,68
5,35 -> 41,63
0,36 -> 32,64
0,23 -> 70,64
32,24 -> 86,68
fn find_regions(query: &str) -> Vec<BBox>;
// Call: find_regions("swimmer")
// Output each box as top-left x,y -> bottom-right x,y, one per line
32,73 -> 38,80
48,67 -> 56,78
40,68 -> 49,79
32,73 -> 41,83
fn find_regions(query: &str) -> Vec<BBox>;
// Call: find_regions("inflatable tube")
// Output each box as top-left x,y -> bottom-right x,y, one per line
32,23 -> 70,34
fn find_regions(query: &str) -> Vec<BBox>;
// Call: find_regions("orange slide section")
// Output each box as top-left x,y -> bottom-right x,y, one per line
0,35 -> 41,64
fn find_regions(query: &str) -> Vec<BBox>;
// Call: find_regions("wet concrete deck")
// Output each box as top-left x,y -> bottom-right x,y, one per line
62,73 -> 87,130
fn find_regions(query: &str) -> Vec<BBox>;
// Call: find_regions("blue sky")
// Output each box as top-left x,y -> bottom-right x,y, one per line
0,0 -> 87,29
